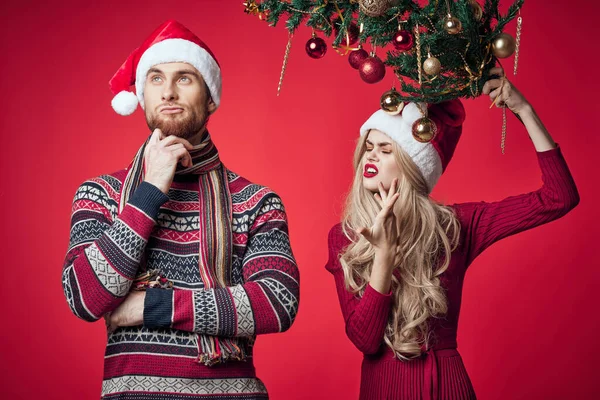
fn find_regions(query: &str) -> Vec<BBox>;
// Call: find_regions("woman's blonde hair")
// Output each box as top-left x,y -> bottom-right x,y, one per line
340,131 -> 460,360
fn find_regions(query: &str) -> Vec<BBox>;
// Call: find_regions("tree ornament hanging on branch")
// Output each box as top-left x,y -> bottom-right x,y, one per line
349,46 -> 369,69
423,53 -> 441,76
306,32 -> 327,59
380,88 -> 404,115
412,116 -> 438,143
469,0 -> 483,21
392,25 -> 414,51
359,53 -> 386,84
491,33 -> 516,58
359,0 -> 391,18
443,14 -> 462,34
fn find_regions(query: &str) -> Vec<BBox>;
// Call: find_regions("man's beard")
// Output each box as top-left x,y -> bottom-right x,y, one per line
146,107 -> 206,140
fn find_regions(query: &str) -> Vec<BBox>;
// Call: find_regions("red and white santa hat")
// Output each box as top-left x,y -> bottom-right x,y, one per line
109,19 -> 221,116
359,99 -> 466,192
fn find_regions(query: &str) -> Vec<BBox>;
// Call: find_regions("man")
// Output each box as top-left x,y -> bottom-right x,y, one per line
61,20 -> 300,399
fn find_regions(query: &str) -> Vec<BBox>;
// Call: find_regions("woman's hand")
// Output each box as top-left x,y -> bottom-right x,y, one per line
357,178 -> 400,256
483,66 -> 556,151
483,67 -> 531,116
358,178 -> 400,294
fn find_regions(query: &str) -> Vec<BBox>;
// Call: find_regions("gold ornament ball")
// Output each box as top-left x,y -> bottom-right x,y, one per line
423,56 -> 441,76
380,89 -> 404,115
359,0 -> 391,17
443,14 -> 462,34
412,117 -> 438,143
470,0 -> 483,21
492,33 -> 516,58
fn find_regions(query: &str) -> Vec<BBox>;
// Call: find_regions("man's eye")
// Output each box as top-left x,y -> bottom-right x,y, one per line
151,76 -> 162,82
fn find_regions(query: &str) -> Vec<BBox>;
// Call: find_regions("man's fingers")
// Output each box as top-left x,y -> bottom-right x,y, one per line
149,129 -> 162,145
171,148 -> 192,167
159,135 -> 194,150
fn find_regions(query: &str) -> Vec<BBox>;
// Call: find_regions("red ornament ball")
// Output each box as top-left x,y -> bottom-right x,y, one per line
338,22 -> 360,46
393,30 -> 414,51
306,36 -> 327,59
359,56 -> 386,84
348,48 -> 369,69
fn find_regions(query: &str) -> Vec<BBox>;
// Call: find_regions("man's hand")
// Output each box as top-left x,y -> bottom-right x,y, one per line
143,128 -> 194,195
105,291 -> 146,334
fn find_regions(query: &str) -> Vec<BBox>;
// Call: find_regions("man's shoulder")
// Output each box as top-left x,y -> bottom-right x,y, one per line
227,170 -> 281,204
74,168 -> 128,199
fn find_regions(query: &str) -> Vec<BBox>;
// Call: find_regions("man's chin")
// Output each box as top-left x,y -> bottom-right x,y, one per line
146,111 -> 205,140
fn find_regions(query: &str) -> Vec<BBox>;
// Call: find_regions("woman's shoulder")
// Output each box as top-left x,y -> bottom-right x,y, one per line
446,202 -> 485,227
328,222 -> 350,248
325,222 -> 352,272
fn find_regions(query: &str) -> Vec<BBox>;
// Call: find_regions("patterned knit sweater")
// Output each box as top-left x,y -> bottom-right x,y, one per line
62,156 -> 300,399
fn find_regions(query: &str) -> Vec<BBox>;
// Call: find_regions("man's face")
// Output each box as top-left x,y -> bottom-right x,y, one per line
144,62 -> 216,140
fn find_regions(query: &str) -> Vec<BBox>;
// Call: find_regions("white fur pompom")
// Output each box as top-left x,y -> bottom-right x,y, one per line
111,91 -> 139,116
401,102 -> 427,126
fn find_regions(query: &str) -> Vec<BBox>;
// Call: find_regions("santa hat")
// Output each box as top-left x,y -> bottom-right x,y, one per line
109,19 -> 221,116
359,99 -> 466,192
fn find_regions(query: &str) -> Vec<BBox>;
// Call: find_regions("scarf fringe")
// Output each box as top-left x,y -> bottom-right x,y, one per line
196,335 -> 249,366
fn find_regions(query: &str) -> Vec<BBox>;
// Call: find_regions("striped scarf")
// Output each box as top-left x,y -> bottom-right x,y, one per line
119,130 -> 249,366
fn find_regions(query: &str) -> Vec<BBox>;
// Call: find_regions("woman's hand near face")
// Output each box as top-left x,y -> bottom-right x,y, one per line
358,178 -> 400,294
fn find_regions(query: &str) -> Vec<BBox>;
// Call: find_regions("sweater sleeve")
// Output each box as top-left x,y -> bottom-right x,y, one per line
455,146 -> 580,268
325,224 -> 393,355
143,193 -> 300,337
61,178 -> 169,322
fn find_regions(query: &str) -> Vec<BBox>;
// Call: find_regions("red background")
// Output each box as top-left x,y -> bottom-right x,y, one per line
1,1 -> 599,399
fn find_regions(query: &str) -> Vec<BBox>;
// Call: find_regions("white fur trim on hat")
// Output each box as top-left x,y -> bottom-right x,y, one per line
135,38 -> 222,110
111,90 -> 139,116
360,103 -> 443,192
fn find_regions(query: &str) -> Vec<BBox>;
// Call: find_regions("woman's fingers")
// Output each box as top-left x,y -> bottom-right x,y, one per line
357,227 -> 373,244
488,67 -> 505,77
374,193 -> 384,207
388,193 -> 400,209
483,78 -> 503,95
378,181 -> 388,202
389,178 -> 398,199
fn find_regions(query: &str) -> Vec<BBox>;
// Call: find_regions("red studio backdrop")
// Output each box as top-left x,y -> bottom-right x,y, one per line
1,1 -> 599,399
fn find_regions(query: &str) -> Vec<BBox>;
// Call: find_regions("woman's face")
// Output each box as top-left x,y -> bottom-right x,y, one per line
361,129 -> 402,193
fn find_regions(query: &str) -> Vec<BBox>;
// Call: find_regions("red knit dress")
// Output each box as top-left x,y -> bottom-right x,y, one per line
326,147 -> 579,400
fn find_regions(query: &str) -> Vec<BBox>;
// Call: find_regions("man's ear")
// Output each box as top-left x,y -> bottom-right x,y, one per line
207,97 -> 217,115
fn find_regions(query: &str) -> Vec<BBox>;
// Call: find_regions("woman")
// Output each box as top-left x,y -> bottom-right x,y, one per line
325,67 -> 579,400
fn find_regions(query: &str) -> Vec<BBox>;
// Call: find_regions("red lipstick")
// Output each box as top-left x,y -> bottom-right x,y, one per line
364,164 -> 378,178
